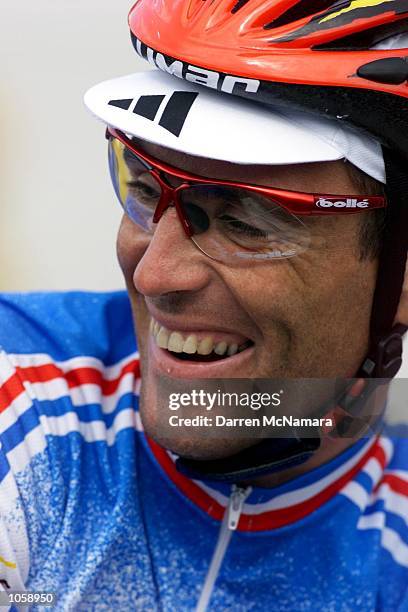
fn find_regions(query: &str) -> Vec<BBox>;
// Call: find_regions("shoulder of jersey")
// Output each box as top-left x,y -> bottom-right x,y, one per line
0,291 -> 136,363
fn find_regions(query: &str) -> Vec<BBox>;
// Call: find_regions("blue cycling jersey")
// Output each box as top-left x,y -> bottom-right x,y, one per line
0,291 -> 407,611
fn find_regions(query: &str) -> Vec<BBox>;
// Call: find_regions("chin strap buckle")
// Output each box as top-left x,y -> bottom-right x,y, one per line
360,324 -> 407,379
328,324 -> 407,438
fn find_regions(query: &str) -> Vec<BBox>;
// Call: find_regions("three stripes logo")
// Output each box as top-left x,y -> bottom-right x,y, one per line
108,91 -> 198,137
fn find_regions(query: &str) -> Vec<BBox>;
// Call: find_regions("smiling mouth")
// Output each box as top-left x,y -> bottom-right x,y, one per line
150,318 -> 253,362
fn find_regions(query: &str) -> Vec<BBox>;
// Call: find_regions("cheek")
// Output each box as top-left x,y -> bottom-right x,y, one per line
234,251 -> 378,377
116,216 -> 147,283
116,216 -> 149,341
232,260 -> 307,331
225,263 -> 302,371
286,255 -> 378,376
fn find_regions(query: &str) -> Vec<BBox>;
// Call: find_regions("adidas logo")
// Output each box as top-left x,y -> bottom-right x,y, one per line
108,91 -> 198,137
315,197 -> 370,209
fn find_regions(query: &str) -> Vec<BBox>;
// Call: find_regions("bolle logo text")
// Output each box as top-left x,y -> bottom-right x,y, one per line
315,198 -> 370,209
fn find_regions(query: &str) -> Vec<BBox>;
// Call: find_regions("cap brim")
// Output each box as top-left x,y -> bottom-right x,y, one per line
84,70 -> 345,166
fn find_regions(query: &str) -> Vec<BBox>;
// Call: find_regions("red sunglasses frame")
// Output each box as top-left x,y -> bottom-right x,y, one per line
107,127 -> 386,239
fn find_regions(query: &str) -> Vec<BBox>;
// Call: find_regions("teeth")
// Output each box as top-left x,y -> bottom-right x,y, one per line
214,341 -> 227,356
227,343 -> 238,356
150,318 -> 247,358
238,340 -> 250,353
156,327 -> 169,349
168,332 -> 184,353
197,337 -> 214,356
183,335 -> 198,354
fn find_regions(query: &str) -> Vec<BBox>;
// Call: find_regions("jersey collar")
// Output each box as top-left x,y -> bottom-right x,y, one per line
143,434 -> 391,532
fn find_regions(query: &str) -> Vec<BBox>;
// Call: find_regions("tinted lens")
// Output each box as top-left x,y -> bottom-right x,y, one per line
179,185 -> 311,260
108,138 -> 161,232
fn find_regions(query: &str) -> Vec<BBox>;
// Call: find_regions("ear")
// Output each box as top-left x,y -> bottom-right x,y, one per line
394,254 -> 408,326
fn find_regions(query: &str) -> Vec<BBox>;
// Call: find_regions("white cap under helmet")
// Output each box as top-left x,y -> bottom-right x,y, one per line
84,34 -> 408,184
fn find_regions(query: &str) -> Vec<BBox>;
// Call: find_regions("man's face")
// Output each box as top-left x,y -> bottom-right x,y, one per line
117,142 -> 378,459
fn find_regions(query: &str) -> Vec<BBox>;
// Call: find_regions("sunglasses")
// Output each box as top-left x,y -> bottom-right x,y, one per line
107,127 -> 386,264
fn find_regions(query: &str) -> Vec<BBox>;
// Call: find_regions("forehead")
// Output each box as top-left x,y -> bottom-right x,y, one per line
134,138 -> 355,193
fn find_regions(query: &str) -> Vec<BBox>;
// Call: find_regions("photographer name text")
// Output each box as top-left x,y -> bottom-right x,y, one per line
168,415 -> 333,428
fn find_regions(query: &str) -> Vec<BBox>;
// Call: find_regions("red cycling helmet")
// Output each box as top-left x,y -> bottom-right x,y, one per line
129,0 -> 408,157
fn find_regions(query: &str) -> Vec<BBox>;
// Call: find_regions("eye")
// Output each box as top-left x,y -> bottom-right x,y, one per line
126,175 -> 161,209
218,214 -> 270,238
127,180 -> 158,197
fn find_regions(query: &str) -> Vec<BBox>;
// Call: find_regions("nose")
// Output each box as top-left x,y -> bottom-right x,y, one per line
133,206 -> 211,297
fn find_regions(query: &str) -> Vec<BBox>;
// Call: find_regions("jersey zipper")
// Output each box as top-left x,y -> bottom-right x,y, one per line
195,484 -> 252,612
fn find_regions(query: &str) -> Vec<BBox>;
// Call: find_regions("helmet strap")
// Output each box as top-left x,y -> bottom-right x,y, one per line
175,437 -> 320,483
359,146 -> 408,378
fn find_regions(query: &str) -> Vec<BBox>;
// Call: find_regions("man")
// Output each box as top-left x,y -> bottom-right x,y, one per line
0,1 -> 407,610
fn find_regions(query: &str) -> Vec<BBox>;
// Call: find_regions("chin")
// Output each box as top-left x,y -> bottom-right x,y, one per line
141,411 -> 255,460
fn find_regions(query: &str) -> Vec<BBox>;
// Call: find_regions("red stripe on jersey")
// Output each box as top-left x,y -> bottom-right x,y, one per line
0,358 -> 140,410
0,371 -> 26,413
379,474 -> 408,497
147,437 -> 225,521
147,435 -> 383,532
240,439 -> 386,531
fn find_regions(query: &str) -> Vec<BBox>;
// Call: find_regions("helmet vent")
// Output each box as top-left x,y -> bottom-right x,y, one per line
264,0 -> 337,30
357,57 -> 408,85
313,19 -> 408,51
231,0 -> 250,14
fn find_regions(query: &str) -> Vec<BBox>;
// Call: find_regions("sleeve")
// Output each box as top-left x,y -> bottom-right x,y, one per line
0,350 -> 31,596
0,290 -> 137,600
